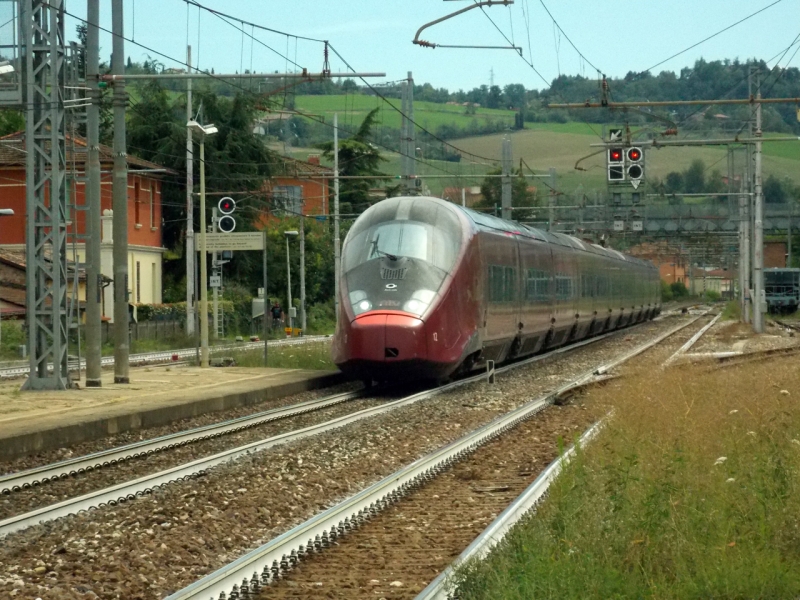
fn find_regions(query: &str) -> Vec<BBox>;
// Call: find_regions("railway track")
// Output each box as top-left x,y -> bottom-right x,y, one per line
0,313 -> 715,599
0,315 -> 690,539
164,312 -> 710,600
0,335 -> 331,380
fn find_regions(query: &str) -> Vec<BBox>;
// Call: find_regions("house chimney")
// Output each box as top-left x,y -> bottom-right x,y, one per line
307,154 -> 320,166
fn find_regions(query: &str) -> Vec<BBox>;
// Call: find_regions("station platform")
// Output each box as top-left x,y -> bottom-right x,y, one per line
0,364 -> 345,460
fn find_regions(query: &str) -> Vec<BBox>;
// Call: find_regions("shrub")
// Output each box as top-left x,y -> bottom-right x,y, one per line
670,281 -> 689,298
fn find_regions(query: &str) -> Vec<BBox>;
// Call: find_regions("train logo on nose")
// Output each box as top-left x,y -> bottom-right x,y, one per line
385,283 -> 398,290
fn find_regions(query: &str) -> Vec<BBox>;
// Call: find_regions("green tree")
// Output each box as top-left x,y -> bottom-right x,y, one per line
318,107 -> 388,215
764,175 -> 787,204
475,168 -> 539,221
683,159 -> 706,193
665,171 -> 684,193
0,109 -> 23,137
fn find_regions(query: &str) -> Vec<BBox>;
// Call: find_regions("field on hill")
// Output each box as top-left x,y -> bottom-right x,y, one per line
294,94 -> 516,133
454,125 -> 800,192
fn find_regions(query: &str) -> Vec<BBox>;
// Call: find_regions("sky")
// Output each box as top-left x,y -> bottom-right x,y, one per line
17,1 -> 800,91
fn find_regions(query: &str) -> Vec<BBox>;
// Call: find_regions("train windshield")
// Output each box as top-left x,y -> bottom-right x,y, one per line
343,198 -> 462,273
342,198 -> 464,318
344,221 -> 458,272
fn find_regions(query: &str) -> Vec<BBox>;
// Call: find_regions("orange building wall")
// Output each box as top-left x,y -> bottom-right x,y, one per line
271,176 -> 329,216
0,168 -> 163,248
659,261 -> 687,285
764,241 -> 787,268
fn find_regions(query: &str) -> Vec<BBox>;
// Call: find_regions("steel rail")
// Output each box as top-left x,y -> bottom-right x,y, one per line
415,419 -> 606,600
0,335 -> 331,379
0,315 -> 663,539
162,313 -> 708,600
662,312 -> 721,367
0,388 -> 363,495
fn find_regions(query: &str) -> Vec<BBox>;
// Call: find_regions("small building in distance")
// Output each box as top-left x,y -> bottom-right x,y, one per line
690,267 -> 734,298
263,154 -> 332,218
442,186 -> 483,207
627,241 -> 689,286
0,131 -> 174,322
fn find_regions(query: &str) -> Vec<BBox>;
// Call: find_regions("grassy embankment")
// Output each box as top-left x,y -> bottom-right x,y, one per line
232,341 -> 335,370
451,356 -> 800,599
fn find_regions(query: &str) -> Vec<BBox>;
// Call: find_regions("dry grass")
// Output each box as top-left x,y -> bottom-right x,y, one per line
452,356 -> 800,599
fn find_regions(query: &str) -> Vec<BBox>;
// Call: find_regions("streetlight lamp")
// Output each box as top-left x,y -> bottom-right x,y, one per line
187,120 -> 218,367
284,230 -> 298,333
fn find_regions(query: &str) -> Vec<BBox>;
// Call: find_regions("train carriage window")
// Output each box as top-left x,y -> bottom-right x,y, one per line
525,269 -> 550,302
489,265 -> 517,303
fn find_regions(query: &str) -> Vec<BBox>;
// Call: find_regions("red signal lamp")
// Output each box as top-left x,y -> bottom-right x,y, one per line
627,147 -> 642,162
608,148 -> 623,163
218,197 -> 236,214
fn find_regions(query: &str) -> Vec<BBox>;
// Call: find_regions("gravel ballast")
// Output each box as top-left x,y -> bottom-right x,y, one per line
0,315 -> 700,599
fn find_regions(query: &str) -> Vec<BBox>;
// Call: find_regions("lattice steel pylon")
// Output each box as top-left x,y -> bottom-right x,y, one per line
21,0 -> 70,389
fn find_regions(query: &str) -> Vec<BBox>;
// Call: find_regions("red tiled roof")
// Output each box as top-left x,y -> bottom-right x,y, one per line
0,131 -> 175,174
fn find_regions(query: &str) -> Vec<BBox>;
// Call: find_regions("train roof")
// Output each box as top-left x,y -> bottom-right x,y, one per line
455,203 -> 653,269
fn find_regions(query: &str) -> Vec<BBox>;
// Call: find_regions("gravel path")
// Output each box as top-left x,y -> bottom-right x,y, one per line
0,382 -> 361,477
0,316 -> 693,600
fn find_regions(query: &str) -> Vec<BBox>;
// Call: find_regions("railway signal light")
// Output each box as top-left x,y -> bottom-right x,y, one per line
607,147 -> 624,182
217,197 -> 236,233
626,147 -> 644,189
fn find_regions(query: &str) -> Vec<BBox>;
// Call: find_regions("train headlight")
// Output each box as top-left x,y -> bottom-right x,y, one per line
349,290 -> 372,315
403,289 -> 436,316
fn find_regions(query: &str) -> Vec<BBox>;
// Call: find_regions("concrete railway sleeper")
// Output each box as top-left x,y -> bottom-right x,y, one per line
163,313 -> 711,600
0,315 -> 696,539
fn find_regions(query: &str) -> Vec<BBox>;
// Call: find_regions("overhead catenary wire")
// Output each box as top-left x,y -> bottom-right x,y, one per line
642,0 -> 786,74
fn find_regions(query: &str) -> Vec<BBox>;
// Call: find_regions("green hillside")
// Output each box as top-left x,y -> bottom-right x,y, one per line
294,94 -> 516,132
454,126 -> 800,192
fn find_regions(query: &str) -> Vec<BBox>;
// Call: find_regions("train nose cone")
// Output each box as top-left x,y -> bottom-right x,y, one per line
350,312 -> 426,362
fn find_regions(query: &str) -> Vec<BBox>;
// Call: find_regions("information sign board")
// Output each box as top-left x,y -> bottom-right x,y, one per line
195,232 -> 265,252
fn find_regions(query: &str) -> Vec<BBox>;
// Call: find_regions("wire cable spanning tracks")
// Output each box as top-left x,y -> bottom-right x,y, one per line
163,314 -> 707,600
0,317 -> 678,540
0,335 -> 331,380
0,388 -> 363,496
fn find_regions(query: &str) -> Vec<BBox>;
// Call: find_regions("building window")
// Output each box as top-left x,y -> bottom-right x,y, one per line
149,185 -> 155,229
134,180 -> 141,225
136,261 -> 141,303
273,185 -> 303,216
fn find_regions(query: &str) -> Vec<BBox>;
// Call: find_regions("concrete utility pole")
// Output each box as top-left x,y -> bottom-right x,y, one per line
199,135 -> 209,365
753,76 -> 765,334
407,71 -> 415,188
84,0 -> 102,387
300,215 -> 306,333
400,72 -> 415,194
211,207 -> 219,340
548,168 -> 557,231
333,113 -> 340,319
111,0 -> 129,383
739,169 -> 750,321
185,45 -> 195,335
501,137 -> 512,220
789,201 -> 793,267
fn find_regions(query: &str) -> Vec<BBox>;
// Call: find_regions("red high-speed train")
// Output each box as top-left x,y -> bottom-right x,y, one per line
332,196 -> 660,382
